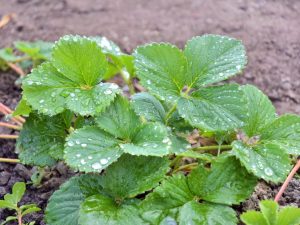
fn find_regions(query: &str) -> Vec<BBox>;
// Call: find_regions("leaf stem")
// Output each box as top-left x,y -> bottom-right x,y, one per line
274,159 -> 300,203
191,145 -> 232,151
165,104 -> 177,125
17,208 -> 22,225
0,157 -> 20,163
7,62 -> 26,77
0,134 -> 19,139
0,122 -> 22,130
173,162 -> 198,174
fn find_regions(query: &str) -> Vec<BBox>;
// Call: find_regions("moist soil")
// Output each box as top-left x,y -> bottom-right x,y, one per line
1,0 -> 300,224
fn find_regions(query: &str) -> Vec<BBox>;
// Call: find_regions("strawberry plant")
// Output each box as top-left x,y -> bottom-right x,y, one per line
5,34 -> 300,224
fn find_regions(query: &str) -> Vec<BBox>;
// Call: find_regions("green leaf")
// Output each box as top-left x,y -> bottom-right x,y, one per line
277,207 -> 300,225
178,84 -> 245,131
240,211 -> 268,225
142,174 -> 194,211
0,200 -> 17,210
188,156 -> 256,205
232,141 -> 291,183
131,92 -> 166,123
91,36 -> 122,56
13,98 -> 32,117
259,200 -> 278,224
134,43 -> 186,101
0,48 -> 21,62
22,62 -> 119,116
64,126 -> 122,173
52,35 -> 107,85
79,195 -> 146,225
14,40 -> 53,60
3,182 -> 25,207
184,34 -> 246,87
120,123 -> 170,156
21,206 -> 41,216
178,201 -> 237,225
96,96 -> 141,140
17,113 -> 67,166
241,85 -> 276,137
0,216 -> 18,225
100,154 -> 169,199
261,114 -> 300,155
45,175 -> 104,225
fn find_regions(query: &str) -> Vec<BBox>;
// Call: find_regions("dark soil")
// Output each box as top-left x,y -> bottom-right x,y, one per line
0,0 -> 300,224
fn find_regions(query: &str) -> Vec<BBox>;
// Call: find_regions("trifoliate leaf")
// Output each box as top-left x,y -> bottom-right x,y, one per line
232,141 -> 291,183
64,126 -> 122,173
178,201 -> 237,225
178,84 -> 245,131
45,175 -> 104,225
261,114 -> 300,155
142,174 -> 194,211
184,34 -> 246,87
79,195 -> 146,225
131,92 -> 166,123
22,36 -> 119,116
96,96 -> 141,140
241,85 -> 276,137
188,156 -> 256,205
134,43 -> 187,101
13,98 -> 31,117
17,113 -> 67,166
121,123 -> 170,156
259,200 -> 278,224
100,154 -> 169,199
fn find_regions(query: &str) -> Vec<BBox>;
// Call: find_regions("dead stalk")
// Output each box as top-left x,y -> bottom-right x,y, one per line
7,62 -> 26,77
274,159 -> 300,203
0,157 -> 20,163
0,122 -> 22,130
0,134 -> 18,139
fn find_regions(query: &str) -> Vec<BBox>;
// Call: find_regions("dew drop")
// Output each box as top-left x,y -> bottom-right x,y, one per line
162,137 -> 169,144
39,99 -> 45,104
67,141 -> 74,147
81,143 -> 87,148
264,167 -> 273,176
100,158 -> 108,165
88,156 -> 93,159
92,162 -> 102,170
104,89 -> 113,95
75,140 -> 81,145
76,154 -> 81,157
80,159 -> 86,165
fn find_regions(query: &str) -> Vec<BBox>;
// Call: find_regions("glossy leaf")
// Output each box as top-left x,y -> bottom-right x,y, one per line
184,34 -> 246,87
277,207 -> 300,225
64,126 -> 122,173
241,85 -> 276,136
17,113 -> 67,166
178,201 -> 237,225
131,92 -> 166,123
79,195 -> 146,225
240,211 -> 267,225
232,141 -> 291,183
142,174 -> 194,211
178,84 -> 245,131
261,114 -> 300,155
188,156 -> 257,205
13,98 -> 31,117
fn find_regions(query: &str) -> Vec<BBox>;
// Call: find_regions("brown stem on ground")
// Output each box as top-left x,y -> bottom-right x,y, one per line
7,62 -> 25,77
172,162 -> 198,174
0,157 -> 20,163
0,103 -> 25,125
275,159 -> 300,203
0,134 -> 18,139
0,122 -> 22,130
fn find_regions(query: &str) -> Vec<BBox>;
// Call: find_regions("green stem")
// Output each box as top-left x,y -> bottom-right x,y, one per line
173,162 -> 198,174
0,157 -> 20,163
17,208 -> 22,225
191,145 -> 232,151
120,70 -> 135,95
165,104 -> 177,125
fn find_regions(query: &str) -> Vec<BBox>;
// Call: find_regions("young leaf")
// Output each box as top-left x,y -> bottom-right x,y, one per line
134,43 -> 187,101
260,114 -> 300,155
21,206 -> 41,216
277,207 -> 300,225
184,34 -> 246,86
131,92 -> 166,123
241,85 -> 276,136
259,200 -> 278,224
232,141 -> 291,183
64,126 -> 122,173
12,98 -> 32,117
79,195 -> 146,225
188,156 -> 257,205
240,211 -> 267,225
17,113 -> 68,166
14,40 -> 53,60
100,154 -> 169,199
178,84 -> 246,131
142,174 -> 194,211
1,182 -> 25,209
178,201 -> 237,225
23,35 -> 119,116
45,175 -> 104,225
95,96 -> 141,140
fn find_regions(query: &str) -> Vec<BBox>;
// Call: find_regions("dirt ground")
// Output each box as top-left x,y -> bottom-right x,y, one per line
0,0 -> 300,224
